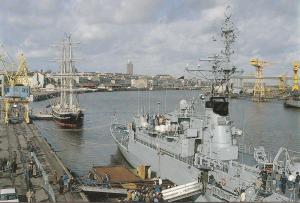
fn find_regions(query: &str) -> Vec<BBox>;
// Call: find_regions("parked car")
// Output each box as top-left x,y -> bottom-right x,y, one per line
0,188 -> 19,202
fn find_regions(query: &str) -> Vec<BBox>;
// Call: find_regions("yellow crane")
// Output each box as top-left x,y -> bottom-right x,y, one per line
278,74 -> 287,94
292,61 -> 299,92
1,53 -> 31,124
250,58 -> 272,102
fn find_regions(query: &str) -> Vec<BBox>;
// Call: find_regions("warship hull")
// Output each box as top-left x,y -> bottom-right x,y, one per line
284,98 -> 300,108
110,124 -> 198,184
52,109 -> 84,128
110,124 -> 220,202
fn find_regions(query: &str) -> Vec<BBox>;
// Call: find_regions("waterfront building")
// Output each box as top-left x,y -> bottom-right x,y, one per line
29,72 -> 45,88
131,78 -> 148,88
45,84 -> 55,91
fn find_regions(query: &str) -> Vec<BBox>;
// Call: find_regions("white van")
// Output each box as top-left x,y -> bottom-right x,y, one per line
0,188 -> 19,202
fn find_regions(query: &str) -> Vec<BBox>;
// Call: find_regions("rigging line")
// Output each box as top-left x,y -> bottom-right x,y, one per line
188,71 -> 209,80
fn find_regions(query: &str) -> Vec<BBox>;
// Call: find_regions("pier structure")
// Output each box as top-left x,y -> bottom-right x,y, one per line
0,122 -> 88,202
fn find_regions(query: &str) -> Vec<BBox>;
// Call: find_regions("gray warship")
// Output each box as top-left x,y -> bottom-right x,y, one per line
284,93 -> 300,108
110,8 -> 300,202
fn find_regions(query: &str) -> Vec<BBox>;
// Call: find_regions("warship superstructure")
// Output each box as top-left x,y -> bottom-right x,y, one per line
110,8 -> 300,202
52,35 -> 84,128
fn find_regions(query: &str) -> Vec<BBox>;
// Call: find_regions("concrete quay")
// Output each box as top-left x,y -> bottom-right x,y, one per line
0,122 -> 88,202
32,88 -> 100,102
33,91 -> 60,102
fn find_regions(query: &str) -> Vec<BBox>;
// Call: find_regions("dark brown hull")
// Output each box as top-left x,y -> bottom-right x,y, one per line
52,110 -> 84,128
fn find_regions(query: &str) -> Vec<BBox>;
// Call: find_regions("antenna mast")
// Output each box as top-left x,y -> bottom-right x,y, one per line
186,5 -> 238,97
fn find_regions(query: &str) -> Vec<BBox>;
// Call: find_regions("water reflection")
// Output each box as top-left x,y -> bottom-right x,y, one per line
109,148 -> 131,167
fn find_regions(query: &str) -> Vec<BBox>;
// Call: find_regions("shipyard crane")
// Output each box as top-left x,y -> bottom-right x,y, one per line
278,74 -> 287,94
250,58 -> 273,102
0,53 -> 31,124
292,61 -> 299,92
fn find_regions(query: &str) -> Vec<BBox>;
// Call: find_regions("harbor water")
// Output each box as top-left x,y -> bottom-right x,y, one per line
32,90 -> 300,176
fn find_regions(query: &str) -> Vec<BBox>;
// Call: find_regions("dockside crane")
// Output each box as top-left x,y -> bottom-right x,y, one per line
292,61 -> 299,92
278,74 -> 287,94
0,53 -> 31,124
250,58 -> 272,102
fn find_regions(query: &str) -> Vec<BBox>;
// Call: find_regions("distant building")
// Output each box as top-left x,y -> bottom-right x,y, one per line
155,74 -> 173,80
79,82 -> 97,89
127,60 -> 133,75
75,76 -> 80,83
131,78 -> 148,88
45,84 -> 55,92
29,72 -> 45,88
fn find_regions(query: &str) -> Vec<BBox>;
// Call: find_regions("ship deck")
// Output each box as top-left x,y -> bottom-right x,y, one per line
93,165 -> 141,183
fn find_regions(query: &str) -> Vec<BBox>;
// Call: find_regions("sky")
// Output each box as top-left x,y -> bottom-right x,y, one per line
0,0 -> 299,77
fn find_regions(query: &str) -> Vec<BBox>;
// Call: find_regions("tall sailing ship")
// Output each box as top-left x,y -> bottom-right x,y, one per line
51,35 -> 84,128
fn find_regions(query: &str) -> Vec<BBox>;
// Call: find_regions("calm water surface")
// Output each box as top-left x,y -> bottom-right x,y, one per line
32,90 -> 300,176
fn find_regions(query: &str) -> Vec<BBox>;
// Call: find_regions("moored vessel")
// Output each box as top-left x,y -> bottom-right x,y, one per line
110,8 -> 300,202
51,35 -> 84,128
284,97 -> 300,108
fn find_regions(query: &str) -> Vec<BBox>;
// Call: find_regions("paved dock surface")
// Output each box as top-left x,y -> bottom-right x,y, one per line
0,122 -> 88,202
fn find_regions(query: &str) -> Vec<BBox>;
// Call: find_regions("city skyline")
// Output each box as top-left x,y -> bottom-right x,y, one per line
0,0 -> 299,77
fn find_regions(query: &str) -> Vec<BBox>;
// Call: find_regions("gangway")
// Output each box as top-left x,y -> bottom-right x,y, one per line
162,181 -> 202,202
80,185 -> 127,195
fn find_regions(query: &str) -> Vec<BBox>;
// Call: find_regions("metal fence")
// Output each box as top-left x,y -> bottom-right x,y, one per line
31,152 -> 56,202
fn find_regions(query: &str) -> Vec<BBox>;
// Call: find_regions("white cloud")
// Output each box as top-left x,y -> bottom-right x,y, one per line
0,0 -> 298,76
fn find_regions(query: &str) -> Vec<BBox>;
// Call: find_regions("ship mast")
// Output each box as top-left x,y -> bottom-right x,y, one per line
68,36 -> 73,108
186,6 -> 238,97
58,35 -> 79,112
220,6 -> 237,94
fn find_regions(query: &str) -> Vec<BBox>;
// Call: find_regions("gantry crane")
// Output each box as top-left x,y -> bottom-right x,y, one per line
292,61 -> 299,92
278,74 -> 287,94
1,53 -> 31,124
250,58 -> 272,102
